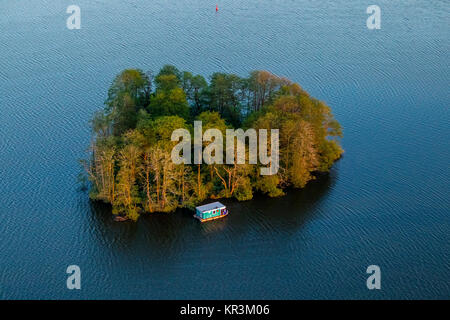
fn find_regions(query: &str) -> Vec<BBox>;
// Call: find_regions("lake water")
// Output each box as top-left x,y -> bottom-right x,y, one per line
0,0 -> 449,299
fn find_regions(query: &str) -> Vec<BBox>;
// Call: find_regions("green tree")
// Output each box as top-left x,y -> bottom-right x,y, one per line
84,67 -> 343,218
105,69 -> 150,135
155,74 -> 179,92
248,70 -> 285,112
181,72 -> 208,116
148,87 -> 190,120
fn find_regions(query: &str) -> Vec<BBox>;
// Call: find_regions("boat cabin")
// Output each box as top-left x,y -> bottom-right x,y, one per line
194,202 -> 228,222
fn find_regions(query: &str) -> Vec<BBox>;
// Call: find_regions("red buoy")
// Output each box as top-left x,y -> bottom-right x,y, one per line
216,5 -> 218,12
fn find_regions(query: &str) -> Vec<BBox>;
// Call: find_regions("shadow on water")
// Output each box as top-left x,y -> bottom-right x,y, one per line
85,168 -> 337,260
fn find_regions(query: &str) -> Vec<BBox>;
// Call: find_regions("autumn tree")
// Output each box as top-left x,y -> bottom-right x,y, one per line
83,66 -> 343,218
82,137 -> 117,203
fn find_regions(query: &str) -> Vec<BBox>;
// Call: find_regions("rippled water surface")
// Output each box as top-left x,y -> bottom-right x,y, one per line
0,0 -> 449,299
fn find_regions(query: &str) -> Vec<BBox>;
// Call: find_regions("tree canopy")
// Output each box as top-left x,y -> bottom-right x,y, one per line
83,66 -> 343,220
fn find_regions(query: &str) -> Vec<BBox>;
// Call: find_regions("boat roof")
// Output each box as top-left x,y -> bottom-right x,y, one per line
196,202 -> 226,212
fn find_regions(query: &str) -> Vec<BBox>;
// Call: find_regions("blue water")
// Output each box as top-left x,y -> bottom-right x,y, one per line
0,0 -> 449,299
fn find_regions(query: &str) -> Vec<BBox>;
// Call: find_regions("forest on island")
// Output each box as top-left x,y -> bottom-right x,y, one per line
81,65 -> 343,220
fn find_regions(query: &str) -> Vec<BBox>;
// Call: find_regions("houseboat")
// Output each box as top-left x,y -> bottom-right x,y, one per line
194,202 -> 228,222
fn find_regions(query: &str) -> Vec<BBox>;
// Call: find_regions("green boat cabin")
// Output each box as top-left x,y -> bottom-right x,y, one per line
195,202 -> 228,222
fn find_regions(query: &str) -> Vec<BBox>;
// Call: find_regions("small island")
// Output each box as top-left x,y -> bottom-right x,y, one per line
82,65 -> 343,221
